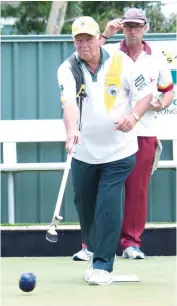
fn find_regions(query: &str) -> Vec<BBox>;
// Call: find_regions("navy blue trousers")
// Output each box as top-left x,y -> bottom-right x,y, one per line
71,154 -> 135,272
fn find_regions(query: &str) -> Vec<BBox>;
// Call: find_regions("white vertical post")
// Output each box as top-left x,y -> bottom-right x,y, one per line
8,173 -> 15,224
3,143 -> 17,224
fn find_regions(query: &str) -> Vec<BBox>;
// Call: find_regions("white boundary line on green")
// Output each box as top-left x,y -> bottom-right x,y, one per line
0,223 -> 176,231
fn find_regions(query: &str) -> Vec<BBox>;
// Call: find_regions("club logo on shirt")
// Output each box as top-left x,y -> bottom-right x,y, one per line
149,76 -> 156,84
135,74 -> 147,91
107,84 -> 118,96
59,85 -> 64,95
135,74 -> 145,86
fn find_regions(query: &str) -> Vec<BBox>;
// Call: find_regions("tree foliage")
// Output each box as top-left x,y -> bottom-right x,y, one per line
61,2 -> 82,34
1,1 -> 176,34
146,3 -> 164,32
1,1 -> 51,34
81,1 -> 152,32
163,13 -> 177,33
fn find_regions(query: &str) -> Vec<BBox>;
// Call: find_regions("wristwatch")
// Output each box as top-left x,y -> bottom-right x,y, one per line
102,34 -> 109,40
132,112 -> 139,122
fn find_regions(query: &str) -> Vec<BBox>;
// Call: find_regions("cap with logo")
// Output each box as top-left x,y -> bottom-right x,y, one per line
72,16 -> 100,37
122,8 -> 147,24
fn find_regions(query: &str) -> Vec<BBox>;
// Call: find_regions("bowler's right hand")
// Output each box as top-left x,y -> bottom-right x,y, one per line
103,19 -> 123,38
66,130 -> 81,153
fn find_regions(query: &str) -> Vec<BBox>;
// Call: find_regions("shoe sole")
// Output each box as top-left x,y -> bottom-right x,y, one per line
73,256 -> 89,261
134,256 -> 145,259
122,253 -> 145,260
122,256 -> 145,259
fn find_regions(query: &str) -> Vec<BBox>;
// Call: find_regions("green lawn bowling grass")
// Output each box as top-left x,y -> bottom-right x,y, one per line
1,257 -> 176,306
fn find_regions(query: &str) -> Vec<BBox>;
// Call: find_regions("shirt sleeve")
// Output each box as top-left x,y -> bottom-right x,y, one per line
57,61 -> 77,104
157,53 -> 174,93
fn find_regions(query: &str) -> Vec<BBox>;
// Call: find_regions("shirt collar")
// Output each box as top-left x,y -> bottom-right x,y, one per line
120,39 -> 152,55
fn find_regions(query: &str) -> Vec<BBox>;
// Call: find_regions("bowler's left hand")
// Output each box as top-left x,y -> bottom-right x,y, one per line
114,114 -> 137,132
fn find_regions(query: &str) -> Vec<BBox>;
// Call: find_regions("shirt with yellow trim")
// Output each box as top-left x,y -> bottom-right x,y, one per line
57,47 -> 152,164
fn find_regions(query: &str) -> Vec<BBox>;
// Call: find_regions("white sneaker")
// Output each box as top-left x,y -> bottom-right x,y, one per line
73,248 -> 93,261
122,246 -> 146,259
84,255 -> 116,282
88,269 -> 112,286
84,255 -> 93,282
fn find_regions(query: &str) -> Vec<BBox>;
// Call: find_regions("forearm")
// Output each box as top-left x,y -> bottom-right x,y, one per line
132,93 -> 153,119
63,101 -> 78,132
100,19 -> 123,45
100,35 -> 108,45
160,90 -> 174,109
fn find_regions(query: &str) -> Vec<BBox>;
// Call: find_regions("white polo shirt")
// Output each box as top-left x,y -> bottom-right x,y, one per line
57,47 -> 151,164
104,40 -> 174,136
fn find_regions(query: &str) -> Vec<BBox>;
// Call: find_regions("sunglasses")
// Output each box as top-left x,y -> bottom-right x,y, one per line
123,23 -> 145,30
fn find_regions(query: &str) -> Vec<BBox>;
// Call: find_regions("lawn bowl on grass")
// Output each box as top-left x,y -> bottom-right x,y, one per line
19,272 -> 36,292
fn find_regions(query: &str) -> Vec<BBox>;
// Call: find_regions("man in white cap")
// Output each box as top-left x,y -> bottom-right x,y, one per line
57,15 -> 153,285
99,8 -> 174,259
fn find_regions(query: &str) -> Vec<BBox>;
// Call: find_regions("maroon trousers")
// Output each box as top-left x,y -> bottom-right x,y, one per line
81,136 -> 157,251
120,136 -> 157,250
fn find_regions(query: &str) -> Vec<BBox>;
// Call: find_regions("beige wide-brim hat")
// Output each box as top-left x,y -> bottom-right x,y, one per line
72,16 -> 100,37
